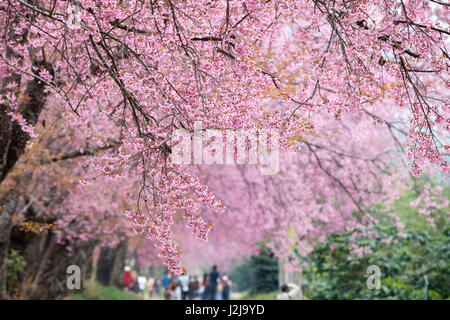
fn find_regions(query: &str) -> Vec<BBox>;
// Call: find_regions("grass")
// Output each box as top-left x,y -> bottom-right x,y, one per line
69,280 -> 143,300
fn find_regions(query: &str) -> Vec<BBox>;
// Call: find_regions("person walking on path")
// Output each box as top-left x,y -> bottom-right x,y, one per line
161,271 -> 171,292
221,275 -> 231,300
146,276 -> 155,298
138,275 -> 147,294
189,276 -> 200,300
208,265 -> 220,300
130,271 -> 139,293
154,279 -> 160,297
172,276 -> 182,300
122,266 -> 131,289
201,273 -> 209,300
178,272 -> 190,300
164,278 -> 174,300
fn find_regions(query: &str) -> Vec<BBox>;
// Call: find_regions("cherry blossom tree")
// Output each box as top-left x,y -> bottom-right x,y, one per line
0,0 -> 448,289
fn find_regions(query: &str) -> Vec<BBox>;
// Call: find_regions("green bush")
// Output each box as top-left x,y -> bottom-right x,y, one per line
230,258 -> 254,292
7,249 -> 26,292
302,225 -> 449,300
371,277 -> 442,300
250,248 -> 279,293
302,180 -> 449,300
230,245 -> 279,295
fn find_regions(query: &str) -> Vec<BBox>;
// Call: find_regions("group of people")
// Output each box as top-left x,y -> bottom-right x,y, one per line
122,266 -> 161,297
162,265 -> 233,300
122,264 -> 301,300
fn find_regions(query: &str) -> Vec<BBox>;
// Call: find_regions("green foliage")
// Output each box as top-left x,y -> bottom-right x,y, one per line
69,280 -> 143,300
302,179 -> 449,300
302,224 -> 450,300
7,249 -> 26,291
230,257 -> 254,292
231,245 -> 279,294
377,277 -> 442,300
250,247 -> 279,293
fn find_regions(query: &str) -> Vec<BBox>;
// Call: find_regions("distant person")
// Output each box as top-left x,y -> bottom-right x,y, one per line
164,279 -> 174,300
221,275 -> 231,300
172,276 -> 182,300
178,272 -> 190,300
146,276 -> 155,298
201,273 -> 209,299
154,279 -> 160,297
208,265 -> 220,300
138,275 -> 147,293
130,271 -> 139,293
277,283 -> 301,300
189,275 -> 200,300
123,266 -> 131,289
161,271 -> 171,292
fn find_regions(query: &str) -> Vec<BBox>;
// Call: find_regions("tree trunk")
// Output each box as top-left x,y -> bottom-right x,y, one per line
96,241 -> 127,287
110,241 -> 127,288
96,246 -> 116,286
0,60 -> 53,184
19,233 -> 96,299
